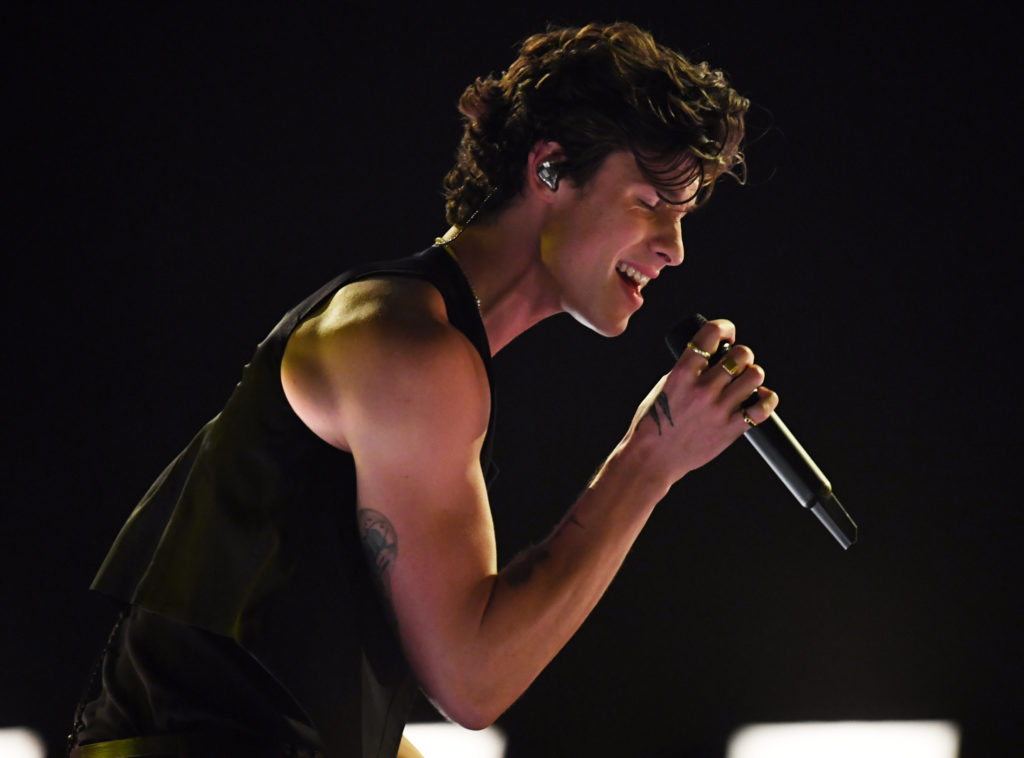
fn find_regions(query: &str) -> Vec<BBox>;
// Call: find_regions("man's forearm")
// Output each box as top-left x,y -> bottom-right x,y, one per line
438,438 -> 672,725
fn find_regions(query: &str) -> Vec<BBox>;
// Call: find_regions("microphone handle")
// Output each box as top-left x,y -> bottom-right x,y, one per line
746,412 -> 829,508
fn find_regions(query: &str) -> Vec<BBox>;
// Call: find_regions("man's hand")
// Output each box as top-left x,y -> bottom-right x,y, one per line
619,318 -> 779,488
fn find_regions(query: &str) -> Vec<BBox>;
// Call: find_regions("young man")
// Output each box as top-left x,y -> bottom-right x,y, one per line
71,22 -> 777,758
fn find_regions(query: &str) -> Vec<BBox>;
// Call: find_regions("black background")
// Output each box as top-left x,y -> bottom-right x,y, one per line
6,3 -> 1021,756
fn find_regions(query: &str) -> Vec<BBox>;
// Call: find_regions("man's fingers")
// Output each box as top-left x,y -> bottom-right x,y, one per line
704,344 -> 754,387
735,386 -> 779,428
675,319 -> 736,372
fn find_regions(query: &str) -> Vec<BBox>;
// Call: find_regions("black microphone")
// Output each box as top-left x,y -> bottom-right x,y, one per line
666,314 -> 857,549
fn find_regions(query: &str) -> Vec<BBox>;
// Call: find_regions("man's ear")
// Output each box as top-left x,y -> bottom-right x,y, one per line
527,141 -> 565,200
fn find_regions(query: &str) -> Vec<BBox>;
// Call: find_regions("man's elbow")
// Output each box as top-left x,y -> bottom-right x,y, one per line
423,679 -> 507,731
446,706 -> 499,732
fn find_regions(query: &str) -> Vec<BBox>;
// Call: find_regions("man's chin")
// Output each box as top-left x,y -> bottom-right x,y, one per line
568,309 -> 631,338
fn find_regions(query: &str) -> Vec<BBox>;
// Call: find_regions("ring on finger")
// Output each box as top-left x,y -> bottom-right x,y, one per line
722,357 -> 741,376
686,341 -> 711,360
742,409 -> 758,427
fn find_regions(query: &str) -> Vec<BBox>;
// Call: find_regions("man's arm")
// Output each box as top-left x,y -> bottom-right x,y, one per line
282,278 -> 774,729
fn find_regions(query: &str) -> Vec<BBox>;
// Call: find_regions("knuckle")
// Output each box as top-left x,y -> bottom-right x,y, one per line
730,345 -> 754,365
705,318 -> 735,342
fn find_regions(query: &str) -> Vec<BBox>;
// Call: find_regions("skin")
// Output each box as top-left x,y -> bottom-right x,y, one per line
280,141 -> 778,737
536,150 -> 690,336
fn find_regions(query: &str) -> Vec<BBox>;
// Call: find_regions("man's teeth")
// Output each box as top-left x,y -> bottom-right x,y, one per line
616,262 -> 650,288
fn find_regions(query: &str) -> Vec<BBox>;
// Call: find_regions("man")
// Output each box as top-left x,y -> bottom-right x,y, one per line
70,21 -> 777,758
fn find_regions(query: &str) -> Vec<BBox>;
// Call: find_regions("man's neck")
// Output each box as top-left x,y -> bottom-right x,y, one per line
438,200 -> 562,355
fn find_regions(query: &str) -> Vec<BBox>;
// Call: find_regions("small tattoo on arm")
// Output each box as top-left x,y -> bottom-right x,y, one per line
503,512 -> 583,588
553,513 -> 585,538
646,392 -> 674,436
358,508 -> 398,601
503,545 -> 551,587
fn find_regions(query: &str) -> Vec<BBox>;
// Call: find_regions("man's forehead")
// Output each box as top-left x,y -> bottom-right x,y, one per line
588,150 -> 699,207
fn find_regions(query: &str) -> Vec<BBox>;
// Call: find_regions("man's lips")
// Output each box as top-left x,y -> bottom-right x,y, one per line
615,261 -> 652,290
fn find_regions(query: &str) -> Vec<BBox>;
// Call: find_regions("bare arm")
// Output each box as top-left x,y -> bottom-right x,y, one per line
282,281 -> 775,728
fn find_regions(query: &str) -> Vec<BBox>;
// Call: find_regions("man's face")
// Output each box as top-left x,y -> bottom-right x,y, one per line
540,150 -> 696,336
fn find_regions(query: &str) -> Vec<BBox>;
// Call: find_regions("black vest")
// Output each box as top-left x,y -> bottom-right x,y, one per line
91,246 -> 496,757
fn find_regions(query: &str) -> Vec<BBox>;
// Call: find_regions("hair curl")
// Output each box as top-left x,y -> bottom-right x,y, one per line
443,22 -> 749,226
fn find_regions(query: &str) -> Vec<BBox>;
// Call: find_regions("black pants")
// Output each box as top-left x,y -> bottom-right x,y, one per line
70,606 -> 322,756
69,732 -> 323,757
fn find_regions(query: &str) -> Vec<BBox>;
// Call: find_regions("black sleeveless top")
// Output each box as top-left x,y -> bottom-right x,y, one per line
90,246 -> 496,757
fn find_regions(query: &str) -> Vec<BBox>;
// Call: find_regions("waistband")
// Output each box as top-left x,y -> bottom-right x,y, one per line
69,732 -> 324,758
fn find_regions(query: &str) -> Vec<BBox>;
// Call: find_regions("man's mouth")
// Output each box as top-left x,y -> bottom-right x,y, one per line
616,262 -> 650,290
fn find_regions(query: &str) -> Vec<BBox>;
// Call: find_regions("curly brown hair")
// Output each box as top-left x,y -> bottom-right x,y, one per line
442,22 -> 750,226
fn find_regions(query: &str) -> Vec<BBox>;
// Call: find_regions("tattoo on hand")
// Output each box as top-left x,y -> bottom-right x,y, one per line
646,392 -> 674,436
358,508 -> 398,601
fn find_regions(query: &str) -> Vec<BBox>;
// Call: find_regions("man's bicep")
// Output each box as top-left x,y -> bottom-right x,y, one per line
350,403 -> 500,705
341,330 -> 498,661
351,425 -> 497,623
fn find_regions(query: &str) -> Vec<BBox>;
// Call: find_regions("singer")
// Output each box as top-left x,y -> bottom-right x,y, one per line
70,22 -> 777,758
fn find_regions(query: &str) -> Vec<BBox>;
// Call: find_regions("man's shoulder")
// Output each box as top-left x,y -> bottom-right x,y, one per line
302,275 -> 474,365
281,275 -> 489,449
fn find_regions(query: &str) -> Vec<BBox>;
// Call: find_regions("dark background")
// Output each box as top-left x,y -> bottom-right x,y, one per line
6,3 -> 1021,756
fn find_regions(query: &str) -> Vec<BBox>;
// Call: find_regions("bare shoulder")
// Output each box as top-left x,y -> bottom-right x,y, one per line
281,276 -> 490,451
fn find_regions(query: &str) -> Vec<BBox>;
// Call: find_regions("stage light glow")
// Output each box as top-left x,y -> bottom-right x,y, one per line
403,722 -> 507,758
727,720 -> 960,758
0,729 -> 44,758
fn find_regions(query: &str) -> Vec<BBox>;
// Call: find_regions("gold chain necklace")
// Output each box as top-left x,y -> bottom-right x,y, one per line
432,188 -> 495,313
435,238 -> 481,311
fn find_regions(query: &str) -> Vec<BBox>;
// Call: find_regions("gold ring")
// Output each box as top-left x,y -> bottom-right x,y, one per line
686,341 -> 711,360
742,409 -> 758,427
722,357 -> 741,376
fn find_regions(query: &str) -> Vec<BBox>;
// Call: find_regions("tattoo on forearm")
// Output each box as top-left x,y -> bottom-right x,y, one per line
503,512 -> 584,588
646,392 -> 674,436
552,513 -> 585,539
358,508 -> 398,601
503,545 -> 551,587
